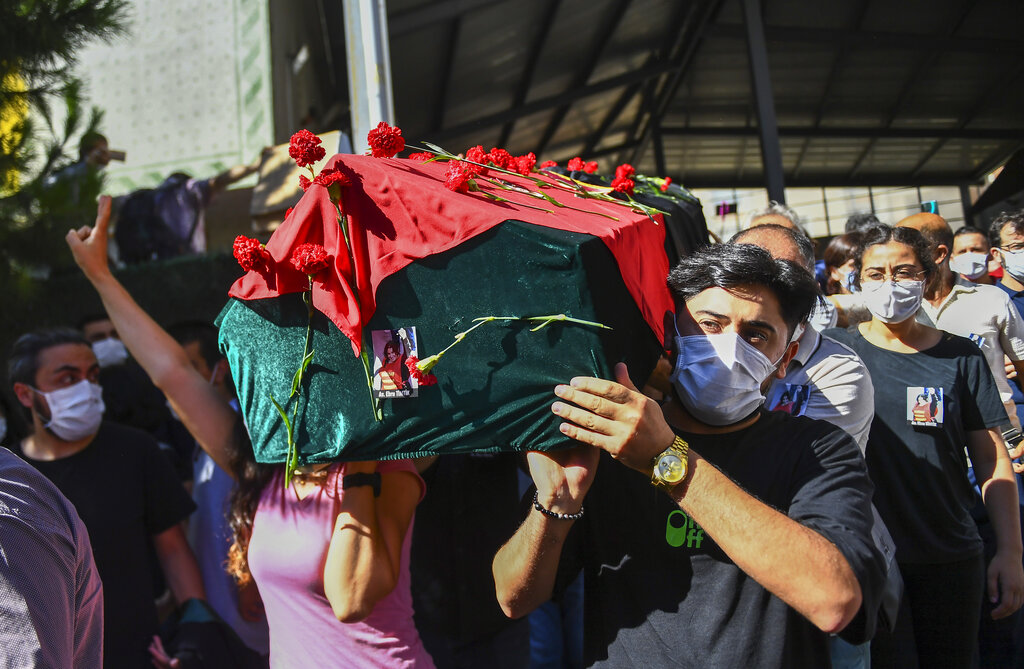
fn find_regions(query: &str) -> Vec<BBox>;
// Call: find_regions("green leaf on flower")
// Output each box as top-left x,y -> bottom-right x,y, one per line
290,348 -> 315,398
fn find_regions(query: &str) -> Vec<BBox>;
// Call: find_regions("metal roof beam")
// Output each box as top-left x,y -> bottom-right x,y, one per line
495,0 -> 562,149
660,126 -> 1024,140
533,0 -> 633,157
710,24 -> 1024,54
741,0 -> 785,203
390,0 -> 504,36
792,0 -> 873,177
668,174 -> 987,188
625,0 -> 726,165
431,17 -> 463,132
847,0 -> 976,179
908,64 -> 1024,179
423,61 -> 678,144
579,2 -> 694,159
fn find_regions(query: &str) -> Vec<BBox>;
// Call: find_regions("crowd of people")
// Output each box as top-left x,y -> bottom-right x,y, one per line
4,181 -> 1024,668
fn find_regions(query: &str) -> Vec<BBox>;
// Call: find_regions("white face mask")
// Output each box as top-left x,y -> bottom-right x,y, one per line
950,252 -> 989,281
670,331 -> 784,426
34,380 -> 105,441
860,280 -> 924,324
1001,249 -> 1024,282
91,338 -> 128,368
807,299 -> 837,332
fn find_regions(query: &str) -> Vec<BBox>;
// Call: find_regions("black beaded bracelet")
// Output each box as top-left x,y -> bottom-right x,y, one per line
532,490 -> 584,521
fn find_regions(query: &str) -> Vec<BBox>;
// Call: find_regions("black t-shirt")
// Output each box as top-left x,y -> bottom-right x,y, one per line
411,453 -> 529,655
548,410 -> 884,668
15,421 -> 196,668
826,327 -> 1006,563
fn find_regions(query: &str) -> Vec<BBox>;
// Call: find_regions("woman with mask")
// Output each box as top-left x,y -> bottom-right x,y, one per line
823,231 -> 871,327
826,224 -> 1024,669
67,197 -> 435,668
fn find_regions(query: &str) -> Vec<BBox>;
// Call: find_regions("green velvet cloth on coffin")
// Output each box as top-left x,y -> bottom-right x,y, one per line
216,220 -> 667,464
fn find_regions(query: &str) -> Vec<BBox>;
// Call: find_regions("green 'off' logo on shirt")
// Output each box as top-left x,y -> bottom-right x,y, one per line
666,510 -> 704,548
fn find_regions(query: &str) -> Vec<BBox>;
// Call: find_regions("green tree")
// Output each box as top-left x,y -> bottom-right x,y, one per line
1,0 -> 129,293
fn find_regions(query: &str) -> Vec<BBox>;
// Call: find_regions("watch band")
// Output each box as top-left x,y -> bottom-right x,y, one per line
342,471 -> 382,497
651,435 -> 690,492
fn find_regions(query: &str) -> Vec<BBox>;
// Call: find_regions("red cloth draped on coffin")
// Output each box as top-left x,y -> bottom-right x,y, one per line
228,154 -> 675,353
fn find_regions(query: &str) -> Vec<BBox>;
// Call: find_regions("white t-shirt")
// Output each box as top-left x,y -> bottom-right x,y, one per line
765,327 -> 875,451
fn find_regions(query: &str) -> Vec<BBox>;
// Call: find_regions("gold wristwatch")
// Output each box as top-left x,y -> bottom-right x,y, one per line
651,435 -> 690,492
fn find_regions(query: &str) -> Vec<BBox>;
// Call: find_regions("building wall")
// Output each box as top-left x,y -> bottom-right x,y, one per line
73,0 -> 275,195
694,185 -> 976,245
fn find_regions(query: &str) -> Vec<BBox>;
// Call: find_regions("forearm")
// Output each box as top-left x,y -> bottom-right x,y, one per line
324,489 -> 397,623
87,272 -> 192,385
211,163 -> 258,192
157,532 -> 207,604
493,506 -> 576,619
978,456 -> 1024,557
85,272 -> 238,471
671,450 -> 862,633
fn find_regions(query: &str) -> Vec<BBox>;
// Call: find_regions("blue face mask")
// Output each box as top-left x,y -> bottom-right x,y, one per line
669,330 -> 785,426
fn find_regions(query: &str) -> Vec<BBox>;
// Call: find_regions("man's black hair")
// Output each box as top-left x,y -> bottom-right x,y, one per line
852,224 -> 937,290
8,328 -> 90,387
667,243 -> 819,338
78,132 -> 107,162
730,223 -> 816,273
988,209 -> 1024,248
846,212 -> 881,233
167,321 -> 221,369
77,313 -> 111,331
953,225 -> 990,251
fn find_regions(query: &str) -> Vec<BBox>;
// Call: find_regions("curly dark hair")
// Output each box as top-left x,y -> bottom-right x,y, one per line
225,419 -> 276,585
852,224 -> 937,290
988,209 -> 1024,248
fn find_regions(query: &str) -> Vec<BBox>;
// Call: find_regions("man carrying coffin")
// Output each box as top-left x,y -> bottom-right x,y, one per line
493,243 -> 886,667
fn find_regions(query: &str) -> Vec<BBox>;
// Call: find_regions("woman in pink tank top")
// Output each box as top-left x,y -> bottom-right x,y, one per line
70,197 -> 435,668
241,458 -> 435,667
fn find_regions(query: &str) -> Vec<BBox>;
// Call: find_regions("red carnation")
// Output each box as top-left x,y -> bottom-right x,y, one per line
290,243 -> 330,276
611,176 -> 635,196
405,356 -> 438,386
313,168 -> 351,188
408,152 -> 434,162
466,145 -> 488,164
513,152 -> 537,176
567,156 -> 585,172
444,161 -> 473,193
615,163 -> 635,179
660,177 -> 672,192
289,129 -> 326,168
539,160 -> 557,169
299,175 -> 311,192
367,121 -> 405,158
465,145 -> 489,176
233,236 -> 271,273
285,207 -> 294,219
488,148 -> 514,170
583,161 -> 598,174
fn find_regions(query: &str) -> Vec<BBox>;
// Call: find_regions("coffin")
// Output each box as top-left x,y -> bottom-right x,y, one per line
217,154 -> 688,464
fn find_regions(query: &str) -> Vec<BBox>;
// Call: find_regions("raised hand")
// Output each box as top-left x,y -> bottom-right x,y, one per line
65,194 -> 113,280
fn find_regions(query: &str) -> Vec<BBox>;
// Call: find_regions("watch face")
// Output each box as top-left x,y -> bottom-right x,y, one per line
656,453 -> 685,483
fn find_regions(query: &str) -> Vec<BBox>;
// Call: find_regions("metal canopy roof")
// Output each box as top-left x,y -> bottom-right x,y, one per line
375,0 -> 1024,189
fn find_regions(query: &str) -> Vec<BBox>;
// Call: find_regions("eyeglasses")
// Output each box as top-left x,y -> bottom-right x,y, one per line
999,245 -> 1024,254
861,268 -> 926,284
